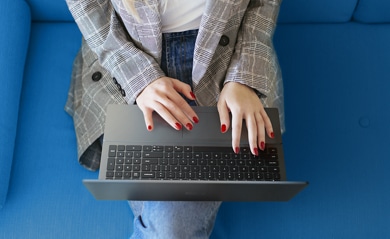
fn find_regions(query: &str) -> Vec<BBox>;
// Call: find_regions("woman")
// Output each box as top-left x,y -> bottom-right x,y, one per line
65,0 -> 284,238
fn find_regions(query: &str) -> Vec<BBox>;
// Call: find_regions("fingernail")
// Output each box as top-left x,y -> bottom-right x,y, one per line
193,116 -> 199,124
186,123 -> 193,131
221,124 -> 227,133
234,147 -> 240,154
253,148 -> 259,156
260,141 -> 265,151
147,125 -> 153,131
190,92 -> 196,99
270,132 -> 275,138
175,123 -> 182,130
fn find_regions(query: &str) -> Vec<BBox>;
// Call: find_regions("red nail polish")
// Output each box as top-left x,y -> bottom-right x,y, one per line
253,148 -> 259,156
175,123 -> 182,130
186,123 -> 193,131
234,147 -> 240,154
193,116 -> 199,124
270,132 -> 275,138
221,124 -> 227,133
147,125 -> 153,131
190,92 -> 196,99
260,141 -> 265,151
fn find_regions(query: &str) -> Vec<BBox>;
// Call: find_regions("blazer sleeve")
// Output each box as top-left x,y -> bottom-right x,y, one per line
225,0 -> 281,97
66,0 -> 165,104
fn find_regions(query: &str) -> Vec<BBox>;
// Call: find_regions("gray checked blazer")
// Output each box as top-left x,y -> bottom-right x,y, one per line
65,0 -> 284,170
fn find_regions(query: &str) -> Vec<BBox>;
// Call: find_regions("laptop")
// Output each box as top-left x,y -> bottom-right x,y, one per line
83,104 -> 308,201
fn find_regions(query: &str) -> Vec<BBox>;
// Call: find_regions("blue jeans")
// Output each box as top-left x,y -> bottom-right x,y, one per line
129,30 -> 221,239
160,29 -> 198,106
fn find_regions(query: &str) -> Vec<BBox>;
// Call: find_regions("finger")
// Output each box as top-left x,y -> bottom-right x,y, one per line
152,101 -> 184,131
260,108 -> 274,138
217,100 -> 230,134
170,79 -> 199,124
155,94 -> 194,131
230,111 -> 242,154
171,79 -> 194,100
246,113 -> 259,155
141,106 -> 154,131
255,111 -> 266,151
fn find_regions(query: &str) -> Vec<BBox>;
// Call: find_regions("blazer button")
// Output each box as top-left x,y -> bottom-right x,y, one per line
219,35 -> 230,46
113,77 -> 118,84
92,72 -> 102,82
121,89 -> 126,97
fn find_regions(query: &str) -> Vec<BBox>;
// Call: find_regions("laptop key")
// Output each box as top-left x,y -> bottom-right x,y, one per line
141,172 -> 155,179
108,145 -> 117,157
107,158 -> 115,170
255,173 -> 264,181
216,172 -> 226,180
106,171 -> 114,178
142,159 -> 158,164
226,173 -> 235,180
164,146 -> 173,152
174,146 -> 183,152
176,172 -> 186,179
126,145 -> 142,151
207,173 -> 216,180
143,145 -> 153,151
143,152 -> 163,158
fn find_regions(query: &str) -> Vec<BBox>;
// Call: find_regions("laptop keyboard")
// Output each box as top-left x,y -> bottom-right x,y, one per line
106,145 -> 281,181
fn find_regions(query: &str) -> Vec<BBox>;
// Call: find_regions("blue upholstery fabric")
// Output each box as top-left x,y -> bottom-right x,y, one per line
278,0 -> 358,23
25,0 -> 73,21
0,23 -> 131,238
353,0 -> 390,23
212,23 -> 390,238
1,0 -> 390,238
0,0 -> 30,209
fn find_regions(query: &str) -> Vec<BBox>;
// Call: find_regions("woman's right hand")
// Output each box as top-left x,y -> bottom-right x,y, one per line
136,77 -> 199,131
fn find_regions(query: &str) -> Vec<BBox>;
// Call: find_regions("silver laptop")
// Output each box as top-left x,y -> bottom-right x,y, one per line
83,104 -> 308,201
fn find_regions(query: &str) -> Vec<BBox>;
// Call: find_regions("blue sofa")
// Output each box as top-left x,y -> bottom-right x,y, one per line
1,0 -> 390,238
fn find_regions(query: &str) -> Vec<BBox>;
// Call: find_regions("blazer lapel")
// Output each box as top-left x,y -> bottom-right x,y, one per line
192,0 -> 236,84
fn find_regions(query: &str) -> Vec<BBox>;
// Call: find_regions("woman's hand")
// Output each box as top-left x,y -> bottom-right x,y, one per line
136,77 -> 199,131
218,82 -> 274,155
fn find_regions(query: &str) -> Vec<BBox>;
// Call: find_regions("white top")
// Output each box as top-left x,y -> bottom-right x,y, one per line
160,0 -> 207,33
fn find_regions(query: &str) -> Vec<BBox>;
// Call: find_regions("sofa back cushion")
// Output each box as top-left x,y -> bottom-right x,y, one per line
353,0 -> 390,23
26,0 -> 73,21
25,0 -> 390,24
26,0 -> 359,23
0,0 -> 31,209
277,0 -> 358,23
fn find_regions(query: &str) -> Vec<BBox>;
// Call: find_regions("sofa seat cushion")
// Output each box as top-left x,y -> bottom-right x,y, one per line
0,0 -> 31,209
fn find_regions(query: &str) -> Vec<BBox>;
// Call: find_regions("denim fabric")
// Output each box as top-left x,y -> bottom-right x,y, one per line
130,201 -> 221,239
129,30 -> 221,239
160,29 -> 198,105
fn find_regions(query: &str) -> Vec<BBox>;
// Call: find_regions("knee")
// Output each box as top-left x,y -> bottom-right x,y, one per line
133,201 -> 221,239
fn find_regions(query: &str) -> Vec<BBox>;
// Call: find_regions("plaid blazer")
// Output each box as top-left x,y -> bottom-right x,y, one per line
65,0 -> 284,170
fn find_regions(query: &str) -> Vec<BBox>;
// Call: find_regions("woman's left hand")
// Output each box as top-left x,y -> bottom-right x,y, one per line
217,82 -> 274,156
